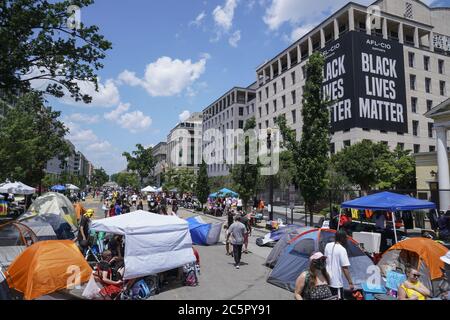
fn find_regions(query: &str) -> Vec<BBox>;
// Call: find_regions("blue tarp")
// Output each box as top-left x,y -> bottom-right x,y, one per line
341,191 -> 436,211
186,216 -> 211,245
217,188 -> 238,197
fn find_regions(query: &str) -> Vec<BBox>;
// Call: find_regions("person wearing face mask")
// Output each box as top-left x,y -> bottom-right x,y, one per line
294,252 -> 333,300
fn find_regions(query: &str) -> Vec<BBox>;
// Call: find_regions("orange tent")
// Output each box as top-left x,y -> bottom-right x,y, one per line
5,240 -> 92,300
383,237 -> 448,280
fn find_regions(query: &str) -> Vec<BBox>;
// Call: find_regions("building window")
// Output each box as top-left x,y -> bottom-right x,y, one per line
265,120 -> 269,128
428,123 -> 434,138
414,144 -> 420,153
282,95 -> 286,108
282,77 -> 286,90
397,143 -> 404,150
273,82 -> 277,95
265,103 -> 269,115
412,120 -> 419,136
291,90 -> 297,105
258,123 -> 262,130
258,107 -> 262,118
291,71 -> 296,85
266,87 -> 269,99
246,105 -> 249,115
381,141 -> 388,146
273,99 -> 277,112
440,81 -> 446,96
425,77 -> 431,93
292,110 -> 297,124
411,97 -> 417,113
438,59 -> 445,74
239,107 -> 244,116
408,52 -> 415,68
429,145 -> 435,152
427,99 -> 433,112
343,140 -> 351,148
330,143 -> 335,154
424,56 -> 430,71
258,91 -> 262,102
238,120 -> 244,129
410,75 -> 416,90
302,66 -> 307,79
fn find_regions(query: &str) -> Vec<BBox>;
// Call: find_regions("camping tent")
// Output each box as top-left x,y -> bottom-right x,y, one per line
21,192 -> 77,229
341,192 -> 436,243
65,184 -> 80,191
0,222 -> 38,268
0,181 -> 35,195
5,240 -> 92,300
265,226 -> 314,268
90,211 -> 196,279
141,186 -> 156,192
208,192 -> 218,199
267,228 -> 374,292
377,237 -> 448,297
20,215 -> 68,240
258,224 -> 307,247
186,216 -> 223,245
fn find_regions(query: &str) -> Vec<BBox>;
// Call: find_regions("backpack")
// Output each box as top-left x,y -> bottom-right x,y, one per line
129,279 -> 151,300
183,263 -> 198,286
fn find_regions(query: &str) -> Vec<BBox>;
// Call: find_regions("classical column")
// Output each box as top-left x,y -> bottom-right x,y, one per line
436,126 -> 450,211
348,8 -> 355,31
334,19 -> 339,40
278,59 -> 282,75
262,69 -> 267,84
297,45 -> 302,62
430,31 -> 435,52
398,22 -> 404,44
320,28 -> 325,48
414,27 -> 419,48
382,18 -> 388,39
270,64 -> 274,79
308,37 -> 313,55
287,52 -> 291,69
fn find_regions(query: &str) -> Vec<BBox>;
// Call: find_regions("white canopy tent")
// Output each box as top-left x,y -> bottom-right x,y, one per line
90,211 -> 196,279
141,186 -> 156,192
0,181 -> 35,195
65,184 -> 80,191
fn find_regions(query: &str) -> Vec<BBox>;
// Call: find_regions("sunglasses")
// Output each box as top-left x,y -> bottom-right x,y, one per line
411,273 -> 421,278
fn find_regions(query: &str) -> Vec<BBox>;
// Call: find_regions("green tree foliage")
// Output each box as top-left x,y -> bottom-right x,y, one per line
0,0 -> 112,102
163,168 -> 196,194
0,92 -> 70,187
91,167 -> 108,188
112,172 -> 139,189
122,144 -> 156,186
230,117 -> 259,210
332,141 -> 416,191
195,159 -> 210,208
277,52 -> 330,225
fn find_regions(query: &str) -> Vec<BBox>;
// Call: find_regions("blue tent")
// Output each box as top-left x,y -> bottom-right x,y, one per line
341,191 -> 436,211
217,188 -> 238,197
50,185 -> 66,192
186,216 -> 223,245
208,192 -> 218,199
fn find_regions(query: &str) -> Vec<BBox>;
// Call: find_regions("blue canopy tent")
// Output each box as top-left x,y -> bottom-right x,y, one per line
50,185 -> 66,192
340,191 -> 436,243
208,192 -> 218,199
186,216 -> 223,245
217,188 -> 239,198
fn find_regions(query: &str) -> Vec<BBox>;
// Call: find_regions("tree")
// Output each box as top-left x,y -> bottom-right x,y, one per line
0,0 -> 112,103
195,159 -> 210,208
122,144 -> 156,187
163,168 -> 196,194
230,117 -> 260,210
277,52 -> 330,226
0,92 -> 70,188
91,168 -> 108,188
376,147 -> 416,190
332,140 -> 391,191
113,172 -> 139,189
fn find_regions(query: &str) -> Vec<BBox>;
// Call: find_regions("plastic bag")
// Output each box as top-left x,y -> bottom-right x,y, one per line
82,274 -> 103,300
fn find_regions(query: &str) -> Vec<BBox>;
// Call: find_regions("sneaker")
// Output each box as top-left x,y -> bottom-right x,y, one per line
235,265 -> 240,269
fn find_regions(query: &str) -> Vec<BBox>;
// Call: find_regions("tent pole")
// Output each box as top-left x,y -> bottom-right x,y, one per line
337,208 -> 342,231
392,210 -> 398,244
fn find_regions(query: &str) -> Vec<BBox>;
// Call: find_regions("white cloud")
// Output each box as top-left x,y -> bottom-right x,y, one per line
263,0 -> 373,42
179,110 -> 191,122
65,113 -> 100,124
117,56 -> 208,97
66,122 -> 98,145
104,103 -> 152,133
213,0 -> 238,31
86,141 -> 112,152
190,11 -> 206,27
229,30 -> 241,47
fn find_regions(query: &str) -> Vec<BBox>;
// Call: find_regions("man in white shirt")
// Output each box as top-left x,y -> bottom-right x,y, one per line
324,229 -> 354,299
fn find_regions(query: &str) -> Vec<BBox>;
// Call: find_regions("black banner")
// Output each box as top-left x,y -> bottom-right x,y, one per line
322,31 -> 408,133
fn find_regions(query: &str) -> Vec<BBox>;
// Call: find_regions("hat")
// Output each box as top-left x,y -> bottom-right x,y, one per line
85,209 -> 94,217
441,251 -> 450,265
310,252 -> 326,261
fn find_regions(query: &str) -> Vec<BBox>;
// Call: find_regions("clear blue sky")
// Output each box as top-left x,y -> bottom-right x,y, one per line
44,0 -> 450,174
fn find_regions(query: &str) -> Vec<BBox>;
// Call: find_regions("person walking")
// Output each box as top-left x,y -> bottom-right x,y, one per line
226,215 -> 247,269
324,229 -> 354,300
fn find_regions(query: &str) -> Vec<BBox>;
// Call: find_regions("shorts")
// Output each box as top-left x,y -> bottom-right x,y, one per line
100,284 -> 122,298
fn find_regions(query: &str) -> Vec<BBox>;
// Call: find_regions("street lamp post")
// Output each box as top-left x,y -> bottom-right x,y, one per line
267,129 -> 274,222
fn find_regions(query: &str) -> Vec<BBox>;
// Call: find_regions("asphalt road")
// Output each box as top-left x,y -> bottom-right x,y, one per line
82,198 -> 293,300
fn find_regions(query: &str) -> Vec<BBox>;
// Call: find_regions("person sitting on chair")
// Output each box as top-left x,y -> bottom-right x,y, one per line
95,250 -> 124,300
398,266 -> 431,300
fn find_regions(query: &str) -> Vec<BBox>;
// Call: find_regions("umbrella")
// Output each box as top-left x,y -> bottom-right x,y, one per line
50,185 -> 66,192
217,188 -> 239,197
0,181 -> 35,195
141,186 -> 156,192
65,184 -> 80,191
